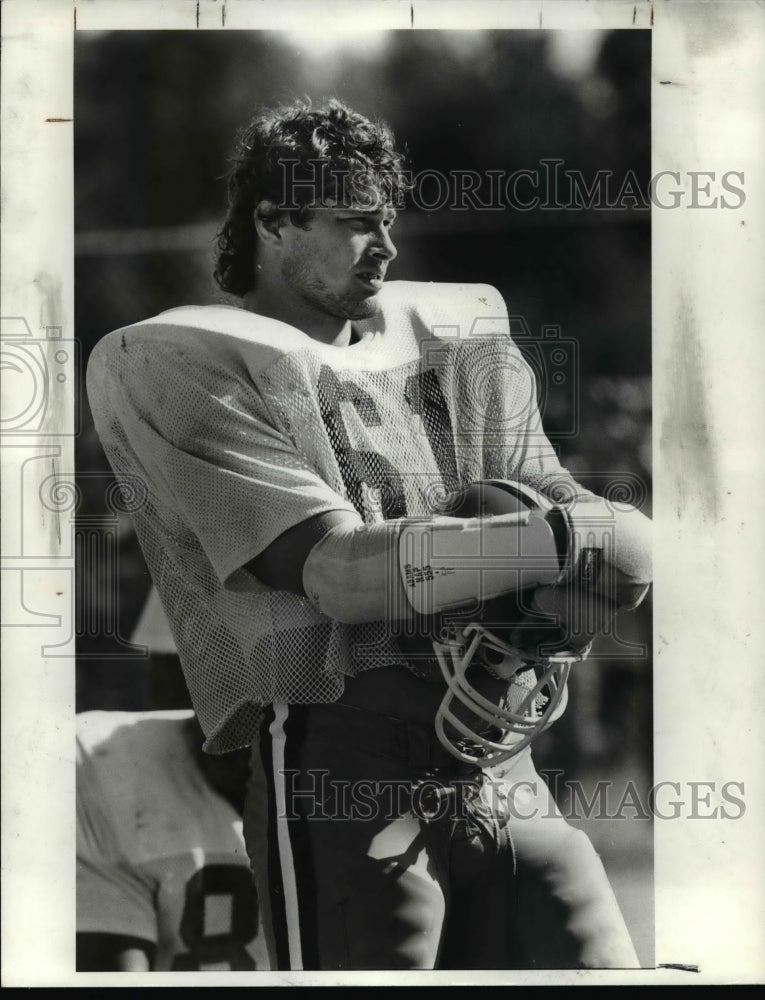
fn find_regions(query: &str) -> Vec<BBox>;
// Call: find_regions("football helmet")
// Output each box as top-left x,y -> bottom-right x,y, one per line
398,480 -> 596,768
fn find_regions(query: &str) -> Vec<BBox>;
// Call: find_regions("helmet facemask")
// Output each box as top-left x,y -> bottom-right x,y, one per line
431,618 -> 582,767
396,479 -> 599,769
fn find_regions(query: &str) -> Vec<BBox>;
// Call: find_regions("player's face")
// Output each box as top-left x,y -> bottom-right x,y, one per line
280,203 -> 398,321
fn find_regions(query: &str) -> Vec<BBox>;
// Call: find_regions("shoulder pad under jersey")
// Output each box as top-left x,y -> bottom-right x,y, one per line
90,282 -> 515,384
362,281 -> 512,345
91,305 -> 311,382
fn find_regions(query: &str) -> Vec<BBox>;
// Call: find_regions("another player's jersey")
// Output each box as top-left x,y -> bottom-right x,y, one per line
76,710 -> 269,971
87,281 -> 583,752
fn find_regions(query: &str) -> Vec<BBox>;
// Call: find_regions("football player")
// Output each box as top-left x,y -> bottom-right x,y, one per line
86,99 -> 652,970
76,596 -> 269,972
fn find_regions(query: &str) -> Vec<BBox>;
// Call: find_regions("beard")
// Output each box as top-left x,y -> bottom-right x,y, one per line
281,253 -> 380,321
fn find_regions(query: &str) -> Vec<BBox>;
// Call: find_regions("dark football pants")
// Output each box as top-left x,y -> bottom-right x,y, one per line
244,700 -> 639,971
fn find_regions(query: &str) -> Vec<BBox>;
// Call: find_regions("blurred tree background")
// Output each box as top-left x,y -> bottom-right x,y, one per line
75,29 -> 653,963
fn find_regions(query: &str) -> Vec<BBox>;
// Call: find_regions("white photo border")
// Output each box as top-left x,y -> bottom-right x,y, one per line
2,0 -> 763,986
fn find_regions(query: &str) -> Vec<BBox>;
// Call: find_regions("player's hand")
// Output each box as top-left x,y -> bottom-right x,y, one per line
508,584 -> 613,658
508,574 -> 649,658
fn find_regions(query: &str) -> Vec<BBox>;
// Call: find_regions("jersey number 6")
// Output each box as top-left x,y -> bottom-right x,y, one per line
317,365 -> 460,519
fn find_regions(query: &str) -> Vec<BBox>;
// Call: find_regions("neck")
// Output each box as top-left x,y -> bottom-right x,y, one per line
242,283 -> 354,347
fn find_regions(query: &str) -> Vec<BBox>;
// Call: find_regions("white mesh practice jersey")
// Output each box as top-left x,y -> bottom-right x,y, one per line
76,710 -> 269,971
87,281 -> 582,752
131,585 -> 178,654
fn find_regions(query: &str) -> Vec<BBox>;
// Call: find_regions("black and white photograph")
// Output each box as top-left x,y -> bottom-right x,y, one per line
1,0 -> 763,987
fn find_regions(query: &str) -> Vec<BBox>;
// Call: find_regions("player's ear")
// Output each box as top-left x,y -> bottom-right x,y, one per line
254,199 -> 286,245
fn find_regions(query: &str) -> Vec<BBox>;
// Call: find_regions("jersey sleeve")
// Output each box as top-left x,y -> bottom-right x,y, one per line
76,740 -> 158,943
508,363 -> 594,503
87,331 -> 359,591
457,283 -> 594,503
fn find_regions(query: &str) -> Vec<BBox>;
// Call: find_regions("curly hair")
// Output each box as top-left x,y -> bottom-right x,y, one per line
214,99 -> 410,297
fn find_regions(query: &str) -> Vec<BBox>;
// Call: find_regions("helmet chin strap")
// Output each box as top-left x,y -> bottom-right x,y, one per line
432,630 -> 579,767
